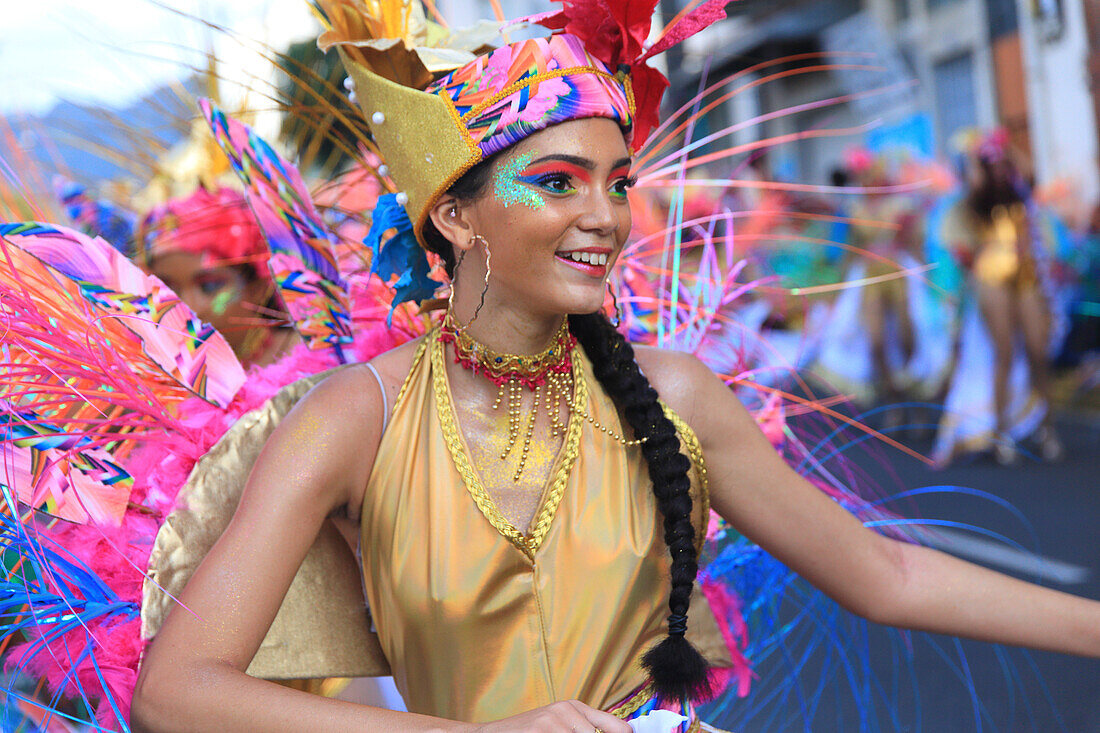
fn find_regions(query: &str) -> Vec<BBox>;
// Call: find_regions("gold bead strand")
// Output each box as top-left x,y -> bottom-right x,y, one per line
554,370 -> 571,436
513,383 -> 542,481
501,378 -> 521,460
576,404 -> 646,447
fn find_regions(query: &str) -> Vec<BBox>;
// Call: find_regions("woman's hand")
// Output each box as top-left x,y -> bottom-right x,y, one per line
467,700 -> 632,733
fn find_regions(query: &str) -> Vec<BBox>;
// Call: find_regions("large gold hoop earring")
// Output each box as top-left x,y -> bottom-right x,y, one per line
447,249 -> 467,316
606,277 -> 623,328
448,234 -> 491,332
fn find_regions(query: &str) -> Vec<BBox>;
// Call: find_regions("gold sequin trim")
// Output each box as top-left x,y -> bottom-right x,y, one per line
663,404 -> 710,554
412,89 -> 484,247
621,72 -> 637,118
431,332 -> 584,560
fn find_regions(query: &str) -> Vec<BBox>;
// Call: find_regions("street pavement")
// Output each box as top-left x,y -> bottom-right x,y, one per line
721,409 -> 1100,732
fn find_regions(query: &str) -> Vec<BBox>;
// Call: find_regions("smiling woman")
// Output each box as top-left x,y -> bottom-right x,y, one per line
423,120 -> 634,322
26,1 -> 1100,732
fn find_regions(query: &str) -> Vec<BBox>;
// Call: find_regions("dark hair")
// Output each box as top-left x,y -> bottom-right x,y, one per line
421,155 -> 500,278
428,158 -> 710,701
569,312 -> 711,702
967,156 -> 1024,223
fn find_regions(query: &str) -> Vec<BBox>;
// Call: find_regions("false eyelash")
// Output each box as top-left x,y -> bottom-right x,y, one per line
528,173 -> 575,191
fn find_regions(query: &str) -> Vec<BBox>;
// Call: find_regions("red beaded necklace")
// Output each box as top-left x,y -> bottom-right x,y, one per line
438,313 -> 641,482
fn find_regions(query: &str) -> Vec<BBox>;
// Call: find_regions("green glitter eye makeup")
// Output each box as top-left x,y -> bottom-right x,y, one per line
494,153 -> 547,210
493,152 -> 634,207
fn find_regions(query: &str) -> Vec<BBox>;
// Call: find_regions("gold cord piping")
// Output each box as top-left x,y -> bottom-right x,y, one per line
430,333 -> 583,559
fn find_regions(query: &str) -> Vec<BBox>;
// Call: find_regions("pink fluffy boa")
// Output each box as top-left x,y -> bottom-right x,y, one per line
8,323 -> 415,728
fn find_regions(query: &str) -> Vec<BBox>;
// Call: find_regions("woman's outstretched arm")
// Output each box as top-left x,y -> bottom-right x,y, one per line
638,348 -> 1100,657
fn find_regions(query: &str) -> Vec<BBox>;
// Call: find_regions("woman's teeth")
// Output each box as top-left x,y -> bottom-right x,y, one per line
562,251 -> 608,265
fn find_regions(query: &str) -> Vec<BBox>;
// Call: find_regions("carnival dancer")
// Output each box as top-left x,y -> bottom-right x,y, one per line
813,149 -> 951,427
933,129 -> 1065,465
137,186 -> 301,367
127,4 -> 1100,732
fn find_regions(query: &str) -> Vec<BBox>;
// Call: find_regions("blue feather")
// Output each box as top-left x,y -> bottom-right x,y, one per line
365,194 -> 438,325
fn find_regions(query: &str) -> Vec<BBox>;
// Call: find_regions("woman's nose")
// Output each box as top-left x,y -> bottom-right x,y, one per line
578,188 -> 619,236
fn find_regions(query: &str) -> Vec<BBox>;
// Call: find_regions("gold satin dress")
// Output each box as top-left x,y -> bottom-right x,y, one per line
359,332 -> 710,723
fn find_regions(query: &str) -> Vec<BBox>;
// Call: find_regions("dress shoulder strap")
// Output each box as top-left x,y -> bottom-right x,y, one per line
394,335 -> 431,407
661,402 -> 710,552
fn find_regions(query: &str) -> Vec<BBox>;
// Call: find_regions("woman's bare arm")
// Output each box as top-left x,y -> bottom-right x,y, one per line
131,366 -> 441,732
637,347 -> 1100,657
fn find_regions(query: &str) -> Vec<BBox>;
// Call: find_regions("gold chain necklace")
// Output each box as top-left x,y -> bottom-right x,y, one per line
438,315 -> 643,481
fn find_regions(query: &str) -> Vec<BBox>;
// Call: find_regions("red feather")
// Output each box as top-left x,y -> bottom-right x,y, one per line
601,0 -> 661,63
527,0 -> 729,150
641,0 -> 730,62
629,63 -> 669,151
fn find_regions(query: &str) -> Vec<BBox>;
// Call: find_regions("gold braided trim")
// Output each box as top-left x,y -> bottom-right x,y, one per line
662,404 -> 710,554
394,336 -> 430,408
610,683 -> 655,719
460,66 -> 625,123
608,684 -> 704,732
430,334 -> 583,560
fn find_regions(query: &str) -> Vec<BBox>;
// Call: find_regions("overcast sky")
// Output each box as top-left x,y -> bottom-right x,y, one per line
0,0 -> 319,115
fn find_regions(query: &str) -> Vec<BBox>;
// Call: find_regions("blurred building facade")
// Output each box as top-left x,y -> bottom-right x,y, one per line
436,0 -> 1098,218
662,0 -> 1100,220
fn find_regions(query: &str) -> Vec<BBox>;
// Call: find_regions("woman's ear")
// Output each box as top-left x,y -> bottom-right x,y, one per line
427,195 -> 477,254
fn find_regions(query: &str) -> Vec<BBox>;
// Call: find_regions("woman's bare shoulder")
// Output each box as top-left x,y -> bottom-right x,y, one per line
366,333 -> 431,394
295,334 -> 427,418
285,335 -> 430,518
630,344 -> 720,425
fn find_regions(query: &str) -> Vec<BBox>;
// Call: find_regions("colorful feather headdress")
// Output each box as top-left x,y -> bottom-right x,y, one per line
315,0 -> 729,313
137,186 -> 270,277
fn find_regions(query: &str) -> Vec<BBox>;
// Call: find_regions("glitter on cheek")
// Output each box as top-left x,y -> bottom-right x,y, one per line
210,285 -> 242,315
494,152 -> 545,210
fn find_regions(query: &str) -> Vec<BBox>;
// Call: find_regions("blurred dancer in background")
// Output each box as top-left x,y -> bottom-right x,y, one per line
936,130 -> 1063,464
138,186 -> 300,368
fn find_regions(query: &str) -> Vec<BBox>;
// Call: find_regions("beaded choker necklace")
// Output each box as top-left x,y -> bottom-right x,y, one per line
438,314 -> 641,482
439,314 -> 576,389
439,315 -> 574,481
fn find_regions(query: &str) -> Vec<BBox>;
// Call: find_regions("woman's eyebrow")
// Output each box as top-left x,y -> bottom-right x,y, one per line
526,154 -> 595,170
524,155 -> 634,172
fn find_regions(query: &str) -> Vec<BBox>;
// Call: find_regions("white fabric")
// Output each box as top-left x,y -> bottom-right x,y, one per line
364,362 -> 389,434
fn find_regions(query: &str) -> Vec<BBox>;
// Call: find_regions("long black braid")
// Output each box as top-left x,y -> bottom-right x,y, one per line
569,312 -> 711,702
422,158 -> 711,702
